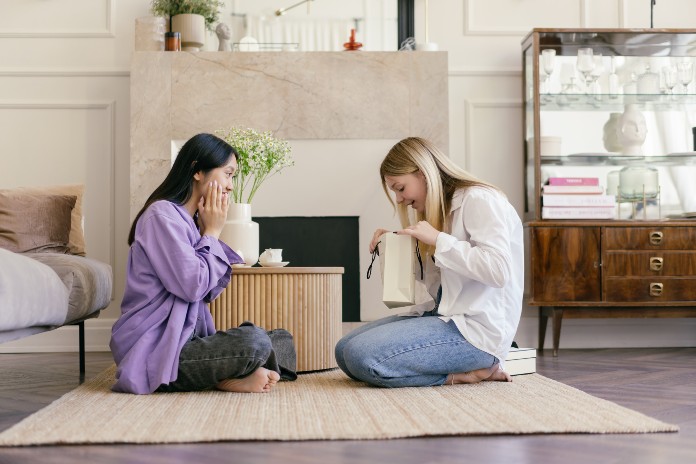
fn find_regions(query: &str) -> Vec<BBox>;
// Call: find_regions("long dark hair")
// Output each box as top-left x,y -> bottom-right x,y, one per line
128,133 -> 237,245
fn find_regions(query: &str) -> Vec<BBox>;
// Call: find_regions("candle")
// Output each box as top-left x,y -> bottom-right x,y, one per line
606,170 -> 620,197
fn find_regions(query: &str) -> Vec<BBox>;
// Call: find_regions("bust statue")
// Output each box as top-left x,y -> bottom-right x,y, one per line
215,23 -> 231,52
602,113 -> 623,153
617,104 -> 647,156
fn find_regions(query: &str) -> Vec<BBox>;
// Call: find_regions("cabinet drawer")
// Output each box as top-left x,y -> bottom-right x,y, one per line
604,278 -> 696,302
603,252 -> 696,276
604,227 -> 696,250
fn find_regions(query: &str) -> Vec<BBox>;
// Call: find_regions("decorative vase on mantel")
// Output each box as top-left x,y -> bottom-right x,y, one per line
171,13 -> 205,51
219,203 -> 259,267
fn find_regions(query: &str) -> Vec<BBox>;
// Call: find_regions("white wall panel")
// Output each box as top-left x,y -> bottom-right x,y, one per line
463,0 -> 586,35
0,102 -> 115,268
0,0 -> 113,37
622,0 -> 696,28
585,0 -> 621,28
464,101 -> 524,213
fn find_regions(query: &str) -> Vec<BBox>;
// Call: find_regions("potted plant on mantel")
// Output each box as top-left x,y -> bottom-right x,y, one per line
150,0 -> 223,51
214,127 -> 294,266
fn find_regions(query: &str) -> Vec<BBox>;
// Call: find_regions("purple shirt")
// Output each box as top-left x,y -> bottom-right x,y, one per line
110,200 -> 243,394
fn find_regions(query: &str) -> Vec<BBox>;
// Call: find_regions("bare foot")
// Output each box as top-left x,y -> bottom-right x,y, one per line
216,368 -> 281,393
446,364 -> 512,385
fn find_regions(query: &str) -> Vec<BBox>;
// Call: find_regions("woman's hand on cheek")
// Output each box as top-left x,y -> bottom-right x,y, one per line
397,221 -> 440,246
198,181 -> 228,239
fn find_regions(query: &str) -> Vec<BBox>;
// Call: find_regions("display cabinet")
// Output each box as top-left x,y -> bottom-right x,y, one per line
522,29 -> 696,356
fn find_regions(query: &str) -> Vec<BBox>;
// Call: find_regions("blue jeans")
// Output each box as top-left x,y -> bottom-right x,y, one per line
335,311 -> 498,388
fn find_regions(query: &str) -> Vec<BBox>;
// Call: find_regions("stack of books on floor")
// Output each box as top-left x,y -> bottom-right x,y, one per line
541,177 -> 616,219
504,347 -> 536,376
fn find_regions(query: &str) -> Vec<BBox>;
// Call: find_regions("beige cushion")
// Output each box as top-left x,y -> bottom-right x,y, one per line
0,191 -> 76,253
1,185 -> 86,255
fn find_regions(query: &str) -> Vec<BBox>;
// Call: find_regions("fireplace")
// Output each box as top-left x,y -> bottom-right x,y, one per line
256,216 -> 360,322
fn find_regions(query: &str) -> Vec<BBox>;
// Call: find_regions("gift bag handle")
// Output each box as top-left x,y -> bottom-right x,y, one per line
367,239 -> 425,280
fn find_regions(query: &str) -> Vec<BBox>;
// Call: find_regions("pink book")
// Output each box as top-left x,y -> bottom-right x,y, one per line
548,177 -> 600,186
542,184 -> 604,194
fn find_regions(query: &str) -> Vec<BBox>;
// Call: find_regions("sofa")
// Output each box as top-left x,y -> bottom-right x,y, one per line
0,185 -> 113,377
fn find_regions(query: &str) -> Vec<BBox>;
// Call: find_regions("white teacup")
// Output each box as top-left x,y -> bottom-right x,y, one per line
259,248 -> 283,264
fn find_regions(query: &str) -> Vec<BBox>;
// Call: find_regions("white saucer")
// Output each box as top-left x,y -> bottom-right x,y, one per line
259,261 -> 289,268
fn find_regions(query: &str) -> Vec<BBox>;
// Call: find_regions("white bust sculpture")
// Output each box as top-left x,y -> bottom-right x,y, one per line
216,23 -> 231,51
617,104 -> 647,156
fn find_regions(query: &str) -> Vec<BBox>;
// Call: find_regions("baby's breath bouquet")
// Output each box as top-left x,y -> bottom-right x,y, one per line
215,127 -> 294,204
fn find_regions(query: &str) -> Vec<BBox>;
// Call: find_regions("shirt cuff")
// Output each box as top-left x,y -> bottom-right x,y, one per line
434,232 -> 458,259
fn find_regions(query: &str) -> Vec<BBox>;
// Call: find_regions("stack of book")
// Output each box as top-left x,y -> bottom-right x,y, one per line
541,177 -> 616,219
504,347 -> 536,376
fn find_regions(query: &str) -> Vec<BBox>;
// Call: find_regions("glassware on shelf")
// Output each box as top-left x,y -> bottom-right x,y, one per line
608,56 -> 621,96
677,59 -> 693,93
589,54 -> 604,97
540,49 -> 556,94
662,65 -> 678,95
576,48 -> 595,93
618,165 -> 660,220
619,166 -> 658,200
637,63 -> 660,95
559,63 -> 581,99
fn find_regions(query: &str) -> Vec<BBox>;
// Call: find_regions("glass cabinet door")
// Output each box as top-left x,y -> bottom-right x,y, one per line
522,29 -> 696,221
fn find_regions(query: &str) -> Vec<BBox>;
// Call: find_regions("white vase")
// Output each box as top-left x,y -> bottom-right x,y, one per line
219,203 -> 259,266
171,14 -> 205,51
617,104 -> 647,156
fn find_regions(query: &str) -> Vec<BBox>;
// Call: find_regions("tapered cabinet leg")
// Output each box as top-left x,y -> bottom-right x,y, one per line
551,308 -> 564,357
538,307 -> 550,356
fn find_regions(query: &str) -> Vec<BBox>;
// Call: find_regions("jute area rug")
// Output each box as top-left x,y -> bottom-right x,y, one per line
0,366 -> 677,446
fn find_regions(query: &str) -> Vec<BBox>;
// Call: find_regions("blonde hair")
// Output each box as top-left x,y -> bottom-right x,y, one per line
379,137 -> 499,255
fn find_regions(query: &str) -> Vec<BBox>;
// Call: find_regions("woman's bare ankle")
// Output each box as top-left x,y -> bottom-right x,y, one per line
447,364 -> 512,385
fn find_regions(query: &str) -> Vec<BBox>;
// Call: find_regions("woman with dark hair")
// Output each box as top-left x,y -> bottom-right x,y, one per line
110,133 -> 286,394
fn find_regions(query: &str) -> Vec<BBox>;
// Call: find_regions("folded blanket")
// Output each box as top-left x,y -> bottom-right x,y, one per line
0,248 -> 69,337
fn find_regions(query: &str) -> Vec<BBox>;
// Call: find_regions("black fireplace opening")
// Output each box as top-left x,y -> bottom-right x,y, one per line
255,216 -> 360,322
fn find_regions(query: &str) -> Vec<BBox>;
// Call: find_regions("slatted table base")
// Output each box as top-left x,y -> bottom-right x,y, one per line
209,267 -> 344,372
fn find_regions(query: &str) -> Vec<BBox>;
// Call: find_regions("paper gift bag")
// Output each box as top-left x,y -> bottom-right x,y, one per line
377,233 -> 416,308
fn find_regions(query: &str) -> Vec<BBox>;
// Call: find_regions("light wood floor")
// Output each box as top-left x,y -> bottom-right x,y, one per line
0,348 -> 695,464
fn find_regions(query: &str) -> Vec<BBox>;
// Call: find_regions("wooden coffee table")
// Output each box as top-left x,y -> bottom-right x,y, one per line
208,266 -> 344,372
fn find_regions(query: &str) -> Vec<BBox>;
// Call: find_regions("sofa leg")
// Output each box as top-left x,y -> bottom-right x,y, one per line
78,321 -> 85,382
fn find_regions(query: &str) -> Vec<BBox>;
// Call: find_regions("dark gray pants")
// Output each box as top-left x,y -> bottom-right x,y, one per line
157,322 -> 296,392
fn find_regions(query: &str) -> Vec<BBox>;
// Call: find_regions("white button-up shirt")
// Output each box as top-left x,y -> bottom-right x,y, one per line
404,186 -> 524,365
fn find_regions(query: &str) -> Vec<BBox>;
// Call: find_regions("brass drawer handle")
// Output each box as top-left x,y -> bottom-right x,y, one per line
649,231 -> 663,245
649,257 -> 664,271
649,282 -> 664,297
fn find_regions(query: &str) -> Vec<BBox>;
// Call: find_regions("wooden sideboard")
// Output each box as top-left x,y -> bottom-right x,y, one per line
530,222 -> 696,356
208,267 -> 344,372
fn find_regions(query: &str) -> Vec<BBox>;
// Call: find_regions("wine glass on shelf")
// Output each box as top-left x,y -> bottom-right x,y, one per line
540,49 -> 556,95
662,65 -> 678,95
589,54 -> 604,98
576,48 -> 595,94
677,59 -> 693,93
608,56 -> 621,97
559,63 -> 581,101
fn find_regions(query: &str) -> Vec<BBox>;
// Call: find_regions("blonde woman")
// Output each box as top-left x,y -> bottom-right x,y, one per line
335,137 -> 523,388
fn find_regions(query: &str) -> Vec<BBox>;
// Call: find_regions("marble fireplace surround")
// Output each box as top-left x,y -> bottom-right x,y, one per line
130,51 -> 448,320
